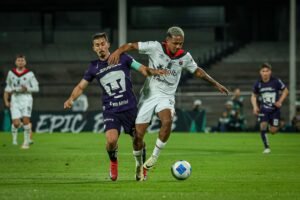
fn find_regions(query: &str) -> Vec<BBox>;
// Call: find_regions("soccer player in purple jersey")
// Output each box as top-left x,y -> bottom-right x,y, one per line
251,63 -> 289,154
64,32 -> 166,181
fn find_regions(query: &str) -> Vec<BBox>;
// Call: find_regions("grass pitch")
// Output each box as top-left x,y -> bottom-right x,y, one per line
0,132 -> 299,200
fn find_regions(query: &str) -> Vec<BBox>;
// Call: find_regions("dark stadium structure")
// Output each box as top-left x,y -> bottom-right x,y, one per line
0,0 -> 299,129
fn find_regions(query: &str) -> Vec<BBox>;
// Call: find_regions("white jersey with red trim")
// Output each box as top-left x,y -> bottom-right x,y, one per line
138,41 -> 198,97
5,68 -> 39,104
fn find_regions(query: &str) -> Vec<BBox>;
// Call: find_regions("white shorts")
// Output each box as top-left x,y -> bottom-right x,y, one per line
136,95 -> 175,124
10,99 -> 33,120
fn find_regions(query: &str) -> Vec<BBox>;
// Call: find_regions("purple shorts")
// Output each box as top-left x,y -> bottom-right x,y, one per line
103,108 -> 138,136
258,109 -> 280,127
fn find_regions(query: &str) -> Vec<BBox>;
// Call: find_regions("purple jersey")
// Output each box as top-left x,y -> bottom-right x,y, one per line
83,53 -> 137,112
253,77 -> 286,113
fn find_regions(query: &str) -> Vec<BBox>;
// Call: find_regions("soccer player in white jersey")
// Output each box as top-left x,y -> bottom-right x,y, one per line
109,26 -> 229,180
3,54 -> 39,149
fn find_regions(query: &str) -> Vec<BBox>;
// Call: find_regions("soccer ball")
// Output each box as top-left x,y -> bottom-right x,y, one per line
171,160 -> 191,180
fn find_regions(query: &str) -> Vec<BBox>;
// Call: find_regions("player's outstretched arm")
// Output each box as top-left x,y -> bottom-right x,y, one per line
138,65 -> 168,77
194,67 -> 229,95
64,79 -> 89,109
108,42 -> 139,65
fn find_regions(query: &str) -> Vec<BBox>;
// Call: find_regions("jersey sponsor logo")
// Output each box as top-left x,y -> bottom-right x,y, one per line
104,118 -> 114,122
153,76 -> 173,86
156,63 -> 177,77
96,64 -> 121,75
260,87 -> 274,92
109,99 -> 129,107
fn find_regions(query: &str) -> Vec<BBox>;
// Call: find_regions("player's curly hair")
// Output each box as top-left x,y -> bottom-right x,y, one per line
167,26 -> 184,38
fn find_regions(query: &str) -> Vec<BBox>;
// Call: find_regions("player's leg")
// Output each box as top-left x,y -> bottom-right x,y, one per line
10,104 -> 22,145
134,96 -> 156,174
20,100 -> 33,149
260,121 -> 270,153
143,109 -> 172,170
21,117 -> 31,149
103,111 -> 121,181
269,110 -> 280,135
11,119 -> 21,145
28,122 -> 34,144
269,126 -> 279,134
105,129 -> 119,181
134,123 -> 148,181
258,112 -> 271,153
120,107 -> 148,181
144,97 -> 175,170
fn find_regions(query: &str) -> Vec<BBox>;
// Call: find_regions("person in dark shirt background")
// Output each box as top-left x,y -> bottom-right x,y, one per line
251,63 -> 289,154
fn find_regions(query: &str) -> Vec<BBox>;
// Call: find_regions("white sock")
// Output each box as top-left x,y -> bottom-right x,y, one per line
11,125 -> 18,142
23,124 -> 31,145
152,138 -> 166,157
133,150 -> 143,167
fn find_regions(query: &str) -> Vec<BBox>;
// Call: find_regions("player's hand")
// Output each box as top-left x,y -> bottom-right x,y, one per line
152,69 -> 169,76
253,107 -> 260,115
64,99 -> 73,109
216,84 -> 230,95
20,85 -> 27,92
108,50 -> 121,65
4,101 -> 11,108
274,101 -> 282,108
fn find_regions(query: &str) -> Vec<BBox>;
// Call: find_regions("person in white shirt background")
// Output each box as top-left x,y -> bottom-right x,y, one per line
3,54 -> 39,149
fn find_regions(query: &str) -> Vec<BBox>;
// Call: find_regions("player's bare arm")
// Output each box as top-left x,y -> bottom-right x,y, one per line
138,65 -> 168,77
275,87 -> 289,108
251,93 -> 260,115
64,79 -> 89,109
108,42 -> 139,65
194,67 -> 229,95
3,91 -> 11,108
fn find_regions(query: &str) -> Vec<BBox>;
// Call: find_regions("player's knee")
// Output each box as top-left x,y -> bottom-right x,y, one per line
12,122 -> 21,128
260,123 -> 268,131
269,127 -> 278,134
106,137 -> 117,147
161,119 -> 172,129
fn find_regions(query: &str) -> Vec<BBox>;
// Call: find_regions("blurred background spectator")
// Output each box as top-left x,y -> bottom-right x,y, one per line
71,94 -> 89,112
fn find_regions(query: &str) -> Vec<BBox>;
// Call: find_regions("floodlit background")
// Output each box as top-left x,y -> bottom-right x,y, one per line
0,0 -> 299,131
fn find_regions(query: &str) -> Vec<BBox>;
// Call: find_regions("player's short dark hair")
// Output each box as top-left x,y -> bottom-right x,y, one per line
92,32 -> 109,43
15,54 -> 26,59
260,63 -> 272,70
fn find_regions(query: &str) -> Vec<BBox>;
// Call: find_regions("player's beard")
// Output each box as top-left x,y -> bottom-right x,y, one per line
98,51 -> 106,59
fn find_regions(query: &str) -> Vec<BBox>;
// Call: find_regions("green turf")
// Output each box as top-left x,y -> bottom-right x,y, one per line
0,132 -> 299,200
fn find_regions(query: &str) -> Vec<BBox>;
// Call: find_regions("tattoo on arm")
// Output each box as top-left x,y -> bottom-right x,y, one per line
196,69 -> 218,86
202,73 -> 218,86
